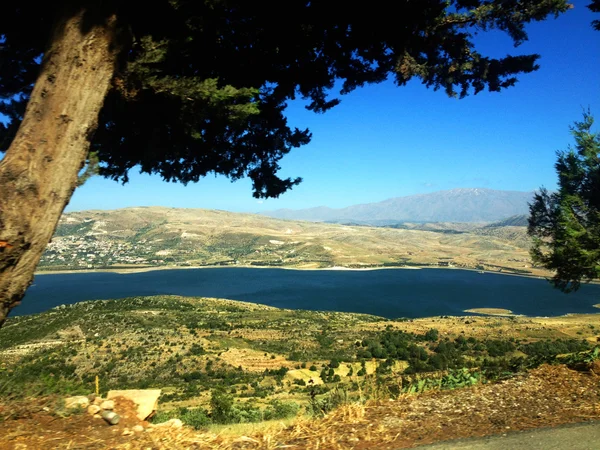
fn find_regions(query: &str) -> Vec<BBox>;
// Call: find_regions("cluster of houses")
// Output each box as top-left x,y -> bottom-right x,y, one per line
40,235 -> 165,269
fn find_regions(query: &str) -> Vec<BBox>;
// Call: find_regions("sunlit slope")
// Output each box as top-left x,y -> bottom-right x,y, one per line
41,206 -> 541,275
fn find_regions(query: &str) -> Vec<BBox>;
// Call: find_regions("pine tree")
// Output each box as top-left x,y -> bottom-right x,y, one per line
0,1 -> 579,325
528,112 -> 600,292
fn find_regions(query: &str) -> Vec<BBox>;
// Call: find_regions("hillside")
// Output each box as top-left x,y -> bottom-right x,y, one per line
1,296 -> 600,449
39,206 -> 542,276
262,188 -> 534,224
486,214 -> 529,227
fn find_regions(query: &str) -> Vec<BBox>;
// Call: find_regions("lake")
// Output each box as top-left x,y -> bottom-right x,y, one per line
15,267 -> 600,319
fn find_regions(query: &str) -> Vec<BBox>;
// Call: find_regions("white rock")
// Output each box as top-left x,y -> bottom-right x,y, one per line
65,396 -> 89,410
107,389 -> 161,421
100,400 -> 115,410
122,428 -> 133,436
87,405 -> 101,415
132,425 -> 145,433
152,418 -> 183,429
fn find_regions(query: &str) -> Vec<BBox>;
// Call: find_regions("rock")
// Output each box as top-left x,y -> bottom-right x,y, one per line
65,396 -> 89,410
87,405 -> 101,415
107,389 -> 161,421
87,393 -> 97,402
132,425 -> 144,433
101,410 -> 120,425
100,400 -> 115,410
93,397 -> 104,406
122,428 -> 133,436
152,418 -> 183,429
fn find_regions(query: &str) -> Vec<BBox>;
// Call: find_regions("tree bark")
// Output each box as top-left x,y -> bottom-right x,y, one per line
0,9 -> 119,327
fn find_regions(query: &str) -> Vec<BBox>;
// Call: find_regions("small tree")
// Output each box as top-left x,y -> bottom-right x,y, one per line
210,388 -> 234,424
528,112 -> 600,292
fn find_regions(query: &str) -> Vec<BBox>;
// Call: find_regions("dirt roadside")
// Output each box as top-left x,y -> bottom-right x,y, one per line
1,364 -> 600,449
418,421 -> 600,450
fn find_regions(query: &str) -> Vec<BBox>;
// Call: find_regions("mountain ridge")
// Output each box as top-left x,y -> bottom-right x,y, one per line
261,188 -> 534,224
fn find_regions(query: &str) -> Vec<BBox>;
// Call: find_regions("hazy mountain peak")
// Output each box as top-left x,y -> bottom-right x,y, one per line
262,188 -> 534,224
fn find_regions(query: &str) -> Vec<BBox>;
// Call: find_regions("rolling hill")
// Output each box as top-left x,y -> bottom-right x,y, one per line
40,206 -> 542,276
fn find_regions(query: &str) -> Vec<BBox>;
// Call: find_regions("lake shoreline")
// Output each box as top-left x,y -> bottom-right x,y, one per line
34,263 -> 547,280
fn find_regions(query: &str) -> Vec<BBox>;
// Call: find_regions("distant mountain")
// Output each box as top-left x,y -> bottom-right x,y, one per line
262,188 -> 534,223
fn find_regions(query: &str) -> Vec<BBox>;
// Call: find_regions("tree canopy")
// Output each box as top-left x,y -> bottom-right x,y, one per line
1,0 -> 574,198
528,112 -> 600,292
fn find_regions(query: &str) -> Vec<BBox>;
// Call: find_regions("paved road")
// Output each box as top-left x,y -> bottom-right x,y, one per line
416,421 -> 600,450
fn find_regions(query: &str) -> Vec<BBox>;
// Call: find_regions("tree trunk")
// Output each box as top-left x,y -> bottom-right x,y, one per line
0,9 -> 119,327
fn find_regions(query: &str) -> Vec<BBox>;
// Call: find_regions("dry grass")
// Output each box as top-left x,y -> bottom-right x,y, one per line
218,348 -> 294,372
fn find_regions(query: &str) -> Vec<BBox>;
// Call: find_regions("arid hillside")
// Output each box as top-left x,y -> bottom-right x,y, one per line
1,295 -> 600,449
40,207 -> 544,276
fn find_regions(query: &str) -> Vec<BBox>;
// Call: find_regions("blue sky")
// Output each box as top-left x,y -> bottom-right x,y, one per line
28,3 -> 600,212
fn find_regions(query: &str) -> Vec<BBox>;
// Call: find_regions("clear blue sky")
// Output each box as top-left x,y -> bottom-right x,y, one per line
19,3 -> 600,212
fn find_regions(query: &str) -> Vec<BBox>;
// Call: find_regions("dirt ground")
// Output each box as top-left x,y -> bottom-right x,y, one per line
1,364 -> 600,449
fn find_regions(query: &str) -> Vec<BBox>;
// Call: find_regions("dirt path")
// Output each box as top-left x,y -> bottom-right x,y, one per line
418,421 -> 600,449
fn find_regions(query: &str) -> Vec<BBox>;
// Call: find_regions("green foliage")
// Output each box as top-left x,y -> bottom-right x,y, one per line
529,112 -> 600,291
188,343 -> 206,356
557,346 -> 600,367
402,368 -> 482,394
308,386 -> 350,417
153,407 -> 211,429
0,347 -> 88,399
263,400 -> 300,421
519,338 -> 590,359
484,339 -> 516,357
210,388 -> 235,424
424,328 -> 440,341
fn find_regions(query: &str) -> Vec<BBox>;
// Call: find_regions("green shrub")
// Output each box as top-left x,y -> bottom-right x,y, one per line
210,388 -> 234,424
308,386 -> 349,417
264,400 -> 300,420
424,328 -> 439,341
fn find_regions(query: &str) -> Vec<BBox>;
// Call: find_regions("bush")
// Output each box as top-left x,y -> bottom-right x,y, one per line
188,344 -> 206,356
210,389 -> 234,424
308,386 -> 349,417
424,328 -> 439,341
152,407 -> 211,429
264,400 -> 300,420
180,407 -> 211,429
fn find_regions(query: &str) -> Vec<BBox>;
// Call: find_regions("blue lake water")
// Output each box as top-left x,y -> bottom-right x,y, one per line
15,268 -> 600,319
